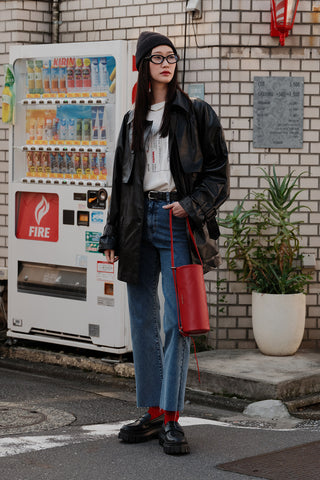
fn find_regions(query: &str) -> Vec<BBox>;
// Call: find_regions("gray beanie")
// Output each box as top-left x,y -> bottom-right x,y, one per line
135,31 -> 177,71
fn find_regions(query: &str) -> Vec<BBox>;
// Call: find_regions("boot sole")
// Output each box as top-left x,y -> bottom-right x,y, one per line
159,433 -> 190,455
118,427 -> 162,443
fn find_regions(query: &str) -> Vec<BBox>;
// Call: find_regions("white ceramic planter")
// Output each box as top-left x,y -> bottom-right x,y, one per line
252,291 -> 306,356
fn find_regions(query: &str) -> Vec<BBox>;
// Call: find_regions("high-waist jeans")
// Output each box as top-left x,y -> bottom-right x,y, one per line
127,198 -> 191,412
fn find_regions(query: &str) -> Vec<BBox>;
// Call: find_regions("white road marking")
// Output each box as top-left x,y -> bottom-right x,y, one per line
0,416 -> 292,458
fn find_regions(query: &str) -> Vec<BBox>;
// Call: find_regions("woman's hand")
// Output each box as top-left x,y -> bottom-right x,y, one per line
104,249 -> 119,263
163,202 -> 188,218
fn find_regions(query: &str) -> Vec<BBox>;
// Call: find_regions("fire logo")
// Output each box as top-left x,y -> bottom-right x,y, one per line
35,195 -> 50,225
15,192 -> 59,242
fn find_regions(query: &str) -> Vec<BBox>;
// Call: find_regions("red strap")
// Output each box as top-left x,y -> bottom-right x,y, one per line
169,209 -> 201,383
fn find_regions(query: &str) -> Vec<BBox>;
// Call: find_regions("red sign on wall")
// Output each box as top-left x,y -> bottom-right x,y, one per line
15,192 -> 59,242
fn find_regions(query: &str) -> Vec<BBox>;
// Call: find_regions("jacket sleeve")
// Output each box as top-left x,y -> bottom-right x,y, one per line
98,113 -> 129,254
179,99 -> 229,237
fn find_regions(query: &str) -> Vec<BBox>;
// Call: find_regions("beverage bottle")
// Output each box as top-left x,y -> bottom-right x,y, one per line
92,107 -> 99,141
82,58 -> 91,90
75,58 -> 83,91
50,151 -> 59,173
91,152 -> 99,176
59,117 -> 68,140
44,117 -> 53,141
91,58 -> 99,91
33,151 -> 41,172
74,151 -> 82,174
66,151 -> 75,174
41,151 -> 50,174
27,151 -> 34,173
36,118 -> 44,140
76,118 -> 82,141
52,117 -> 59,141
27,60 -> 35,94
58,151 -> 67,173
51,58 -> 60,93
99,58 -> 109,91
68,118 -> 76,141
82,151 -> 90,174
82,118 -> 91,142
1,66 -> 15,124
35,60 -> 44,94
59,58 -> 67,93
43,60 -> 51,93
66,58 -> 75,92
99,152 -> 107,176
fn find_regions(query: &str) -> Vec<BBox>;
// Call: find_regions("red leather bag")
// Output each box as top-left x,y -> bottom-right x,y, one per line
170,210 -> 210,337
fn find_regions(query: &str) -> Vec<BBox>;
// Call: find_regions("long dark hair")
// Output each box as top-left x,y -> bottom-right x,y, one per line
132,54 -> 184,152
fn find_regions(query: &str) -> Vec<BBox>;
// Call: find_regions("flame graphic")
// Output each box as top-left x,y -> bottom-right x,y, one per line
34,196 -> 50,225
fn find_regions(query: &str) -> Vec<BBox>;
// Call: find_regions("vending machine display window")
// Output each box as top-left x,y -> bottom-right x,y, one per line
13,55 -> 116,186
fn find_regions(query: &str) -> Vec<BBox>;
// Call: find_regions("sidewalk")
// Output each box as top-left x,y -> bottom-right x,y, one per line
1,343 -> 320,417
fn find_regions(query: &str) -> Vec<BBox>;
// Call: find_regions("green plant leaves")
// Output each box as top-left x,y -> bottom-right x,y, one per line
219,166 -> 311,294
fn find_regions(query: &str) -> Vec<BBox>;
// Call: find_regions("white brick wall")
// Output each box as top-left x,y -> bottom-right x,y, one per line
0,0 -> 319,349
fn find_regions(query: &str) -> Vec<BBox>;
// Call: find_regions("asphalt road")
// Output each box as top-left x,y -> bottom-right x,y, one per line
1,362 -> 320,480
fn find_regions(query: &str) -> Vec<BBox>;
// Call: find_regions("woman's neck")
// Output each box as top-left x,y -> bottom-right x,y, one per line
150,82 -> 168,105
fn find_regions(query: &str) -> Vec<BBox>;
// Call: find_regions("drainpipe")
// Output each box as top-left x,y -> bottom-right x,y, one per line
52,0 -> 60,43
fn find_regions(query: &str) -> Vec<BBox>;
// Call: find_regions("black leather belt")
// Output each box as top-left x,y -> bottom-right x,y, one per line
145,191 -> 180,202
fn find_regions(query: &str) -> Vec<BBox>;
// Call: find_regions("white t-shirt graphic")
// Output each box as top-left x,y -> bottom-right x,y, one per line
143,101 -> 176,192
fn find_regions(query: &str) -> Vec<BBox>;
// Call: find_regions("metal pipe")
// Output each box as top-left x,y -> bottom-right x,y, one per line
52,0 -> 60,43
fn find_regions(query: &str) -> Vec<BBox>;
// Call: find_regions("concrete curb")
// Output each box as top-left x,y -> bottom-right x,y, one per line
0,344 -> 135,379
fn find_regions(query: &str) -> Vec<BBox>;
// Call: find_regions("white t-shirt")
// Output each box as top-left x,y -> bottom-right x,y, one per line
143,101 -> 176,192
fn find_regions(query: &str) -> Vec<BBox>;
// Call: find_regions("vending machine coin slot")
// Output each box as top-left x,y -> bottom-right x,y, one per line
87,188 -> 107,209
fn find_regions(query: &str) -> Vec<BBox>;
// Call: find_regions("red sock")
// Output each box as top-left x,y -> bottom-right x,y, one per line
164,410 -> 179,424
148,406 -> 163,420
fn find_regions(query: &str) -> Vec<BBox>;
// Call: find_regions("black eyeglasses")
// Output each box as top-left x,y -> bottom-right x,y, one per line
145,54 -> 179,65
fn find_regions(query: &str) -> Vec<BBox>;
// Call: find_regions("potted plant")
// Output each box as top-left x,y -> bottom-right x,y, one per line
219,166 -> 312,356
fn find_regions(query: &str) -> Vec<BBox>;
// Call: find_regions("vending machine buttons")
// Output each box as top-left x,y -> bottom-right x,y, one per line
77,211 -> 89,226
63,210 -> 75,225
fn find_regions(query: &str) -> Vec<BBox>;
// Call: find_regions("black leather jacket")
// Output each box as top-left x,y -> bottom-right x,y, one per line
99,90 -> 229,284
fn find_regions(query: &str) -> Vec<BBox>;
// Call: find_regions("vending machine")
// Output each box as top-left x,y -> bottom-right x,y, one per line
7,41 -> 138,354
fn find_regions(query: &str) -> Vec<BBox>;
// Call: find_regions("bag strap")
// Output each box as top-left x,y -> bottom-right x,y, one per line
169,209 -> 201,383
170,209 -> 203,268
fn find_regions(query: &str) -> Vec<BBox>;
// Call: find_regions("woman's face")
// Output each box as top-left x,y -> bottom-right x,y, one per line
149,44 -> 176,87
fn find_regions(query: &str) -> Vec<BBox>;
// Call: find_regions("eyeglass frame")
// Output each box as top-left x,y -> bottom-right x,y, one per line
144,54 -> 180,65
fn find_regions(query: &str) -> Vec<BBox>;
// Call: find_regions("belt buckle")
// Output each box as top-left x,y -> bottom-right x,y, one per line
147,191 -> 155,201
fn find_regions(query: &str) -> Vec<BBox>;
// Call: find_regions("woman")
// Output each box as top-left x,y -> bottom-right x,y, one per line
99,31 -> 229,455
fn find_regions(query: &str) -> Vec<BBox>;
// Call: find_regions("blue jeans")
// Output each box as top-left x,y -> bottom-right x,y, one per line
127,198 -> 191,412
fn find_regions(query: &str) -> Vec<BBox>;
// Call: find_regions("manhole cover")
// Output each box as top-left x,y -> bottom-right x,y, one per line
0,402 -> 76,435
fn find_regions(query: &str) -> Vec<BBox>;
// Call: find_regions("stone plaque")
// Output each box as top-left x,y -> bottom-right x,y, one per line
253,77 -> 304,148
